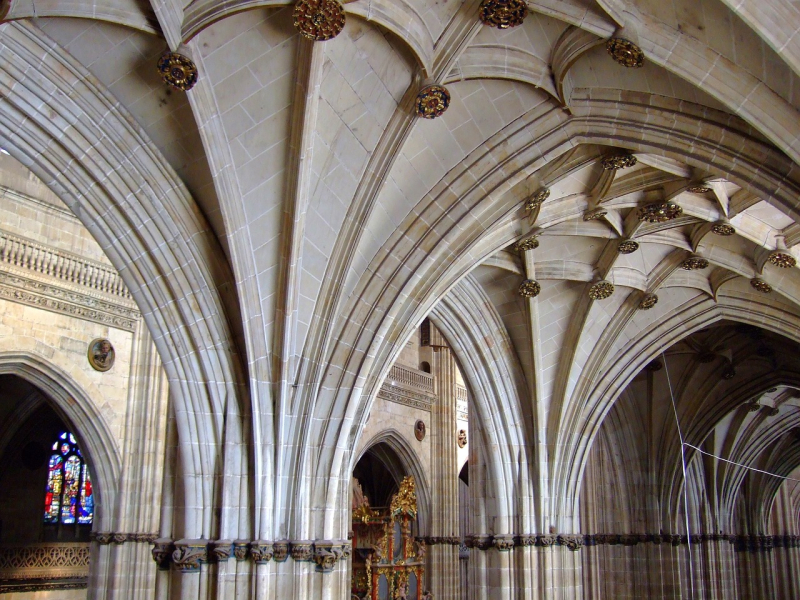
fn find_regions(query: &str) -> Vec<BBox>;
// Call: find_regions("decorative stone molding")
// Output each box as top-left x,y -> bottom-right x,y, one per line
0,543 -> 90,581
377,363 -> 436,411
492,535 -> 514,552
249,541 -> 274,564
151,539 -> 174,571
157,52 -> 198,91
606,38 -> 644,68
290,541 -> 314,562
479,0 -> 528,29
293,0 -> 345,41
172,540 -> 208,573
212,540 -> 233,562
423,536 -> 461,546
558,534 -> 584,551
273,541 -> 290,562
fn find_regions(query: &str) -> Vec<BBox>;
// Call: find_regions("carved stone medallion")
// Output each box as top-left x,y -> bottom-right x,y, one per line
711,221 -> 736,236
293,0 -> 346,41
638,294 -> 658,310
617,240 -> 639,254
157,52 -> 198,91
457,429 -> 467,448
415,84 -> 450,119
681,256 -> 709,270
514,236 -> 539,252
414,419 -> 426,441
588,280 -> 614,300
606,38 -> 644,68
601,153 -> 637,170
479,0 -> 528,29
768,251 -> 796,268
518,279 -> 541,298
687,184 -> 712,194
88,338 -> 115,372
583,208 -> 607,221
750,278 -> 772,294
637,201 -> 683,223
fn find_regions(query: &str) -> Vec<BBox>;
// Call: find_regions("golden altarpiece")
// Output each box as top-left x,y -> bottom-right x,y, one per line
351,476 -> 428,600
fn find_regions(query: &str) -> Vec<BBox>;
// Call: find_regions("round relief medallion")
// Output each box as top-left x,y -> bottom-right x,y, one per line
157,52 -> 198,91
638,293 -> 658,310
750,278 -> 772,294
88,338 -> 115,372
637,201 -> 682,223
518,279 -> 541,298
414,420 -> 426,441
479,0 -> 528,29
618,240 -> 639,254
602,153 -> 637,170
768,251 -> 796,269
293,0 -> 346,41
415,84 -> 450,119
457,429 -> 468,448
681,256 -> 709,270
588,280 -> 614,300
606,38 -> 644,68
514,237 -> 539,252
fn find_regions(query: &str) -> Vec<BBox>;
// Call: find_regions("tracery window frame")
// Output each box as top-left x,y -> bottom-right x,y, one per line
43,431 -> 93,527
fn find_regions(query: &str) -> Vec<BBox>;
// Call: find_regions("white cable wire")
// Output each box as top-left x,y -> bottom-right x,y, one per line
661,352 -> 695,600
683,443 -> 800,482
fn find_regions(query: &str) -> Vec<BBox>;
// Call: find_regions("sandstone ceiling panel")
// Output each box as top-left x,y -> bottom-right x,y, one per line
10,0 -> 159,33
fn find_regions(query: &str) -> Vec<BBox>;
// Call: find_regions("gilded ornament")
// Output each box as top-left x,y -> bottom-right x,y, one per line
606,38 -> 644,68
525,187 -> 550,212
514,236 -> 539,252
584,208 -> 607,221
518,279 -> 541,298
88,338 -> 115,372
722,366 -> 736,380
588,280 -> 614,300
157,52 -> 198,91
637,201 -> 683,223
681,256 -> 709,271
638,294 -> 658,310
768,251 -> 796,268
687,184 -> 712,194
601,153 -> 637,170
618,240 -> 639,254
415,84 -> 450,119
479,0 -> 528,29
457,429 -> 468,448
293,0 -> 345,41
390,476 -> 417,518
750,278 -> 772,294
711,222 -> 736,236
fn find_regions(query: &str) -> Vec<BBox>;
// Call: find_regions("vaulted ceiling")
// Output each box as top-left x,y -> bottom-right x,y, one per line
4,0 -> 800,535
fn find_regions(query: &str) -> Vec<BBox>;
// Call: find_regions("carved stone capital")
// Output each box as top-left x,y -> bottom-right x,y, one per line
93,532 -> 113,545
493,534 -> 514,552
291,541 -> 314,562
212,540 -> 233,562
112,533 -> 128,545
250,541 -> 274,564
537,534 -> 556,547
313,541 -> 345,573
558,534 -> 583,551
233,540 -> 249,561
151,538 -> 174,571
273,541 -> 290,562
172,540 -> 208,572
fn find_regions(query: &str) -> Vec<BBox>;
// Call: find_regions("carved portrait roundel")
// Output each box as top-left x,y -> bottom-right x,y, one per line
88,338 -> 115,372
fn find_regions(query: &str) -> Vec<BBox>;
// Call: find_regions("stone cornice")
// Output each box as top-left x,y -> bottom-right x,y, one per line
90,532 -> 159,544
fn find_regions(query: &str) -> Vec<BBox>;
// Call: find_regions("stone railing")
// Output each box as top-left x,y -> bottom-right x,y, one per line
378,364 -> 436,411
0,542 -> 90,581
0,230 -> 131,300
386,363 -> 434,393
456,384 -> 467,403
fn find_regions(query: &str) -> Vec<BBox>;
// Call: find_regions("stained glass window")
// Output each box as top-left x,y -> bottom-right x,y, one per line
43,432 -> 93,525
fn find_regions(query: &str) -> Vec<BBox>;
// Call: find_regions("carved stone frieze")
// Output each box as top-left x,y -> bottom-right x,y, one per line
558,534 -> 583,551
377,385 -> 435,412
93,532 -> 158,545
